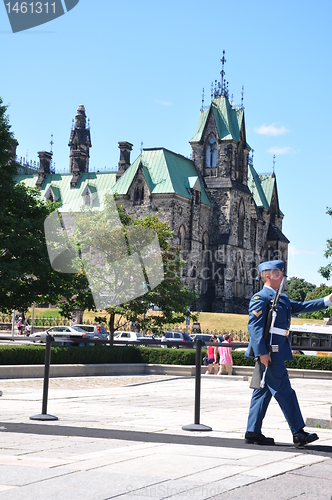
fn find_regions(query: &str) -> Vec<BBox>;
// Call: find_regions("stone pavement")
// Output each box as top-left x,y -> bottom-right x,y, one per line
0,373 -> 331,499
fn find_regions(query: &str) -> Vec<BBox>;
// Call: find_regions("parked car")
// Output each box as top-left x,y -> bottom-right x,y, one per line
163,331 -> 193,348
113,331 -> 158,346
192,334 -> 225,346
30,325 -> 94,345
75,324 -> 108,341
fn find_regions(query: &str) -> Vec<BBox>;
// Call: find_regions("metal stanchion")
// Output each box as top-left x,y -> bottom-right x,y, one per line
30,334 -> 58,421
182,339 -> 212,431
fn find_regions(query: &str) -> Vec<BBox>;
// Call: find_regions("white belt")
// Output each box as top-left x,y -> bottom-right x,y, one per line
271,327 -> 289,337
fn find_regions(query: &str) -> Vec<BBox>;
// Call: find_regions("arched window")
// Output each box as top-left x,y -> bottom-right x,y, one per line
238,199 -> 245,247
205,137 -> 217,168
178,225 -> 186,250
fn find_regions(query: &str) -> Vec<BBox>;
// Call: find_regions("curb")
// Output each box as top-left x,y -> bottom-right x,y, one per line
0,364 -> 332,380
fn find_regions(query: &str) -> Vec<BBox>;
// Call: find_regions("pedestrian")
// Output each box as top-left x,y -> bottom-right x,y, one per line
205,335 -> 218,375
245,259 -> 332,447
17,317 -> 23,335
217,334 -> 233,375
161,332 -> 167,348
25,317 -> 31,336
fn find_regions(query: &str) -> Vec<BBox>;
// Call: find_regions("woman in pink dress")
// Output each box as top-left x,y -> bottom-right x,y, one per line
217,334 -> 233,375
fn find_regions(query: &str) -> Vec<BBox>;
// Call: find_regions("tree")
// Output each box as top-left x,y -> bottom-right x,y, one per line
59,195 -> 198,336
286,277 -> 316,302
0,97 -> 95,315
319,206 -> 332,281
298,284 -> 332,320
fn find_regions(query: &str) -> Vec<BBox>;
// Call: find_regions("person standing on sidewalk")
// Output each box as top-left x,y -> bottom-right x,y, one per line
217,334 -> 233,375
205,335 -> 219,375
245,260 -> 332,447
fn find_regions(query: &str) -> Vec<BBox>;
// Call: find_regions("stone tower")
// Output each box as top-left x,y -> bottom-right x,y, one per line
68,104 -> 91,188
190,85 -> 252,311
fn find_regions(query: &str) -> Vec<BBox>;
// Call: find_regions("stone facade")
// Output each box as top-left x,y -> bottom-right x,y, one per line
21,93 -> 289,314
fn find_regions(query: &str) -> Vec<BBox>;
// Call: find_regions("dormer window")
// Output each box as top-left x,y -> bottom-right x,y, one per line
45,186 -> 60,203
82,185 -> 97,206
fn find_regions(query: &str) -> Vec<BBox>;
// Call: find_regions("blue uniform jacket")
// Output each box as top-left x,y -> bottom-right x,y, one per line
245,286 -> 327,361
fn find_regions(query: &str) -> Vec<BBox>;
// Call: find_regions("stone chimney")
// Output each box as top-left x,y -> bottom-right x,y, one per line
70,150 -> 87,189
116,141 -> 133,181
69,104 -> 92,188
36,151 -> 52,190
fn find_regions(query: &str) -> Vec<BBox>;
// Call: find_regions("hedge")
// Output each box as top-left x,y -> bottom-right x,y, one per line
0,345 -> 332,371
0,344 -> 196,366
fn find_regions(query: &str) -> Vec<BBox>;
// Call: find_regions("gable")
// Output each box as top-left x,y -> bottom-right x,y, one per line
190,95 -> 247,145
112,148 -> 212,206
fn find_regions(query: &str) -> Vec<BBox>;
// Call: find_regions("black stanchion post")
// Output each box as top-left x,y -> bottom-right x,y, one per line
30,334 -> 58,421
182,339 -> 212,431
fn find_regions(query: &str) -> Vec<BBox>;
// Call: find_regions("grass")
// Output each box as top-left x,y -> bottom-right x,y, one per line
26,307 -> 329,334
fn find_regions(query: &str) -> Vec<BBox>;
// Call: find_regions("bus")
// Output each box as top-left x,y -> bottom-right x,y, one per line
289,324 -> 332,356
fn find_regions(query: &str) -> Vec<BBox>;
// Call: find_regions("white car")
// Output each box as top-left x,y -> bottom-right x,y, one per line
30,325 -> 94,345
113,331 -> 157,346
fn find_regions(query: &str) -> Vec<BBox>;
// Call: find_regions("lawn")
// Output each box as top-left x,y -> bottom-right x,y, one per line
27,307 -> 329,335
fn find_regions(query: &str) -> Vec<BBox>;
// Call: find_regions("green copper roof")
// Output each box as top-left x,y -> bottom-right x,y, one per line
16,172 -> 117,212
247,164 -> 275,210
111,148 -> 212,206
259,174 -> 275,206
190,95 -> 245,143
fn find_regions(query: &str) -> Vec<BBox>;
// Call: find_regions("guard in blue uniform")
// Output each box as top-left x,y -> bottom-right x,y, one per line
245,260 -> 332,447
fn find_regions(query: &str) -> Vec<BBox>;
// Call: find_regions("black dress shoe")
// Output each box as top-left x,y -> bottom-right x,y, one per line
293,429 -> 319,447
245,431 -> 275,445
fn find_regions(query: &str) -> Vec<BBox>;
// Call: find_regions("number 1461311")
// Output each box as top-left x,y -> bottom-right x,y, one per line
6,2 -> 56,14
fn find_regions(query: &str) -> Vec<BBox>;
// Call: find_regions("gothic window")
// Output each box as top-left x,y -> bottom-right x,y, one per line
133,185 -> 145,205
201,232 -> 210,293
238,199 -> 245,247
205,137 -> 217,168
270,195 -> 277,223
250,218 -> 257,251
178,225 -> 186,250
236,140 -> 244,183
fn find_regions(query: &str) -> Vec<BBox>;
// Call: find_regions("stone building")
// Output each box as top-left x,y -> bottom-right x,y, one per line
17,84 -> 289,313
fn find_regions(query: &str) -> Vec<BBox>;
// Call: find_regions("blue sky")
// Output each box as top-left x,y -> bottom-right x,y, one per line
1,0 -> 332,286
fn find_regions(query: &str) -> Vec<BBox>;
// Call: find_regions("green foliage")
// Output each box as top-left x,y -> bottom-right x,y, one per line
285,354 -> 332,371
0,344 -> 195,365
0,97 -> 96,316
65,194 -> 198,333
135,347 -> 196,365
1,345 -> 332,371
232,351 -> 255,367
299,284 -> 332,319
286,277 -> 316,302
319,206 -> 332,281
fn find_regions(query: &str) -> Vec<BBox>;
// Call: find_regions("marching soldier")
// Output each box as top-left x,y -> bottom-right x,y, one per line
245,260 -> 332,447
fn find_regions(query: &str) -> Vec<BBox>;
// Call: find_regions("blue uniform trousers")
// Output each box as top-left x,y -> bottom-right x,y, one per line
246,359 -> 305,435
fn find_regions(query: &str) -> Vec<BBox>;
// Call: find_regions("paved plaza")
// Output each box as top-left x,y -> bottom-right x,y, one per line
0,372 -> 331,499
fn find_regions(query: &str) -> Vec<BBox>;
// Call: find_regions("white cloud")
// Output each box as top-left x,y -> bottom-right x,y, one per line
288,245 -> 317,257
156,100 -> 173,107
267,146 -> 294,155
255,123 -> 289,136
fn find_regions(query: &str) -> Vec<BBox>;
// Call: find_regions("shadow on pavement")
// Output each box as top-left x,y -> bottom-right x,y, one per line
1,422 -> 332,457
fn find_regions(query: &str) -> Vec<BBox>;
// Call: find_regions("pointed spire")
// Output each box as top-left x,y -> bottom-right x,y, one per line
241,85 -> 244,108
201,88 -> 205,111
220,50 -> 226,94
273,154 -> 276,174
